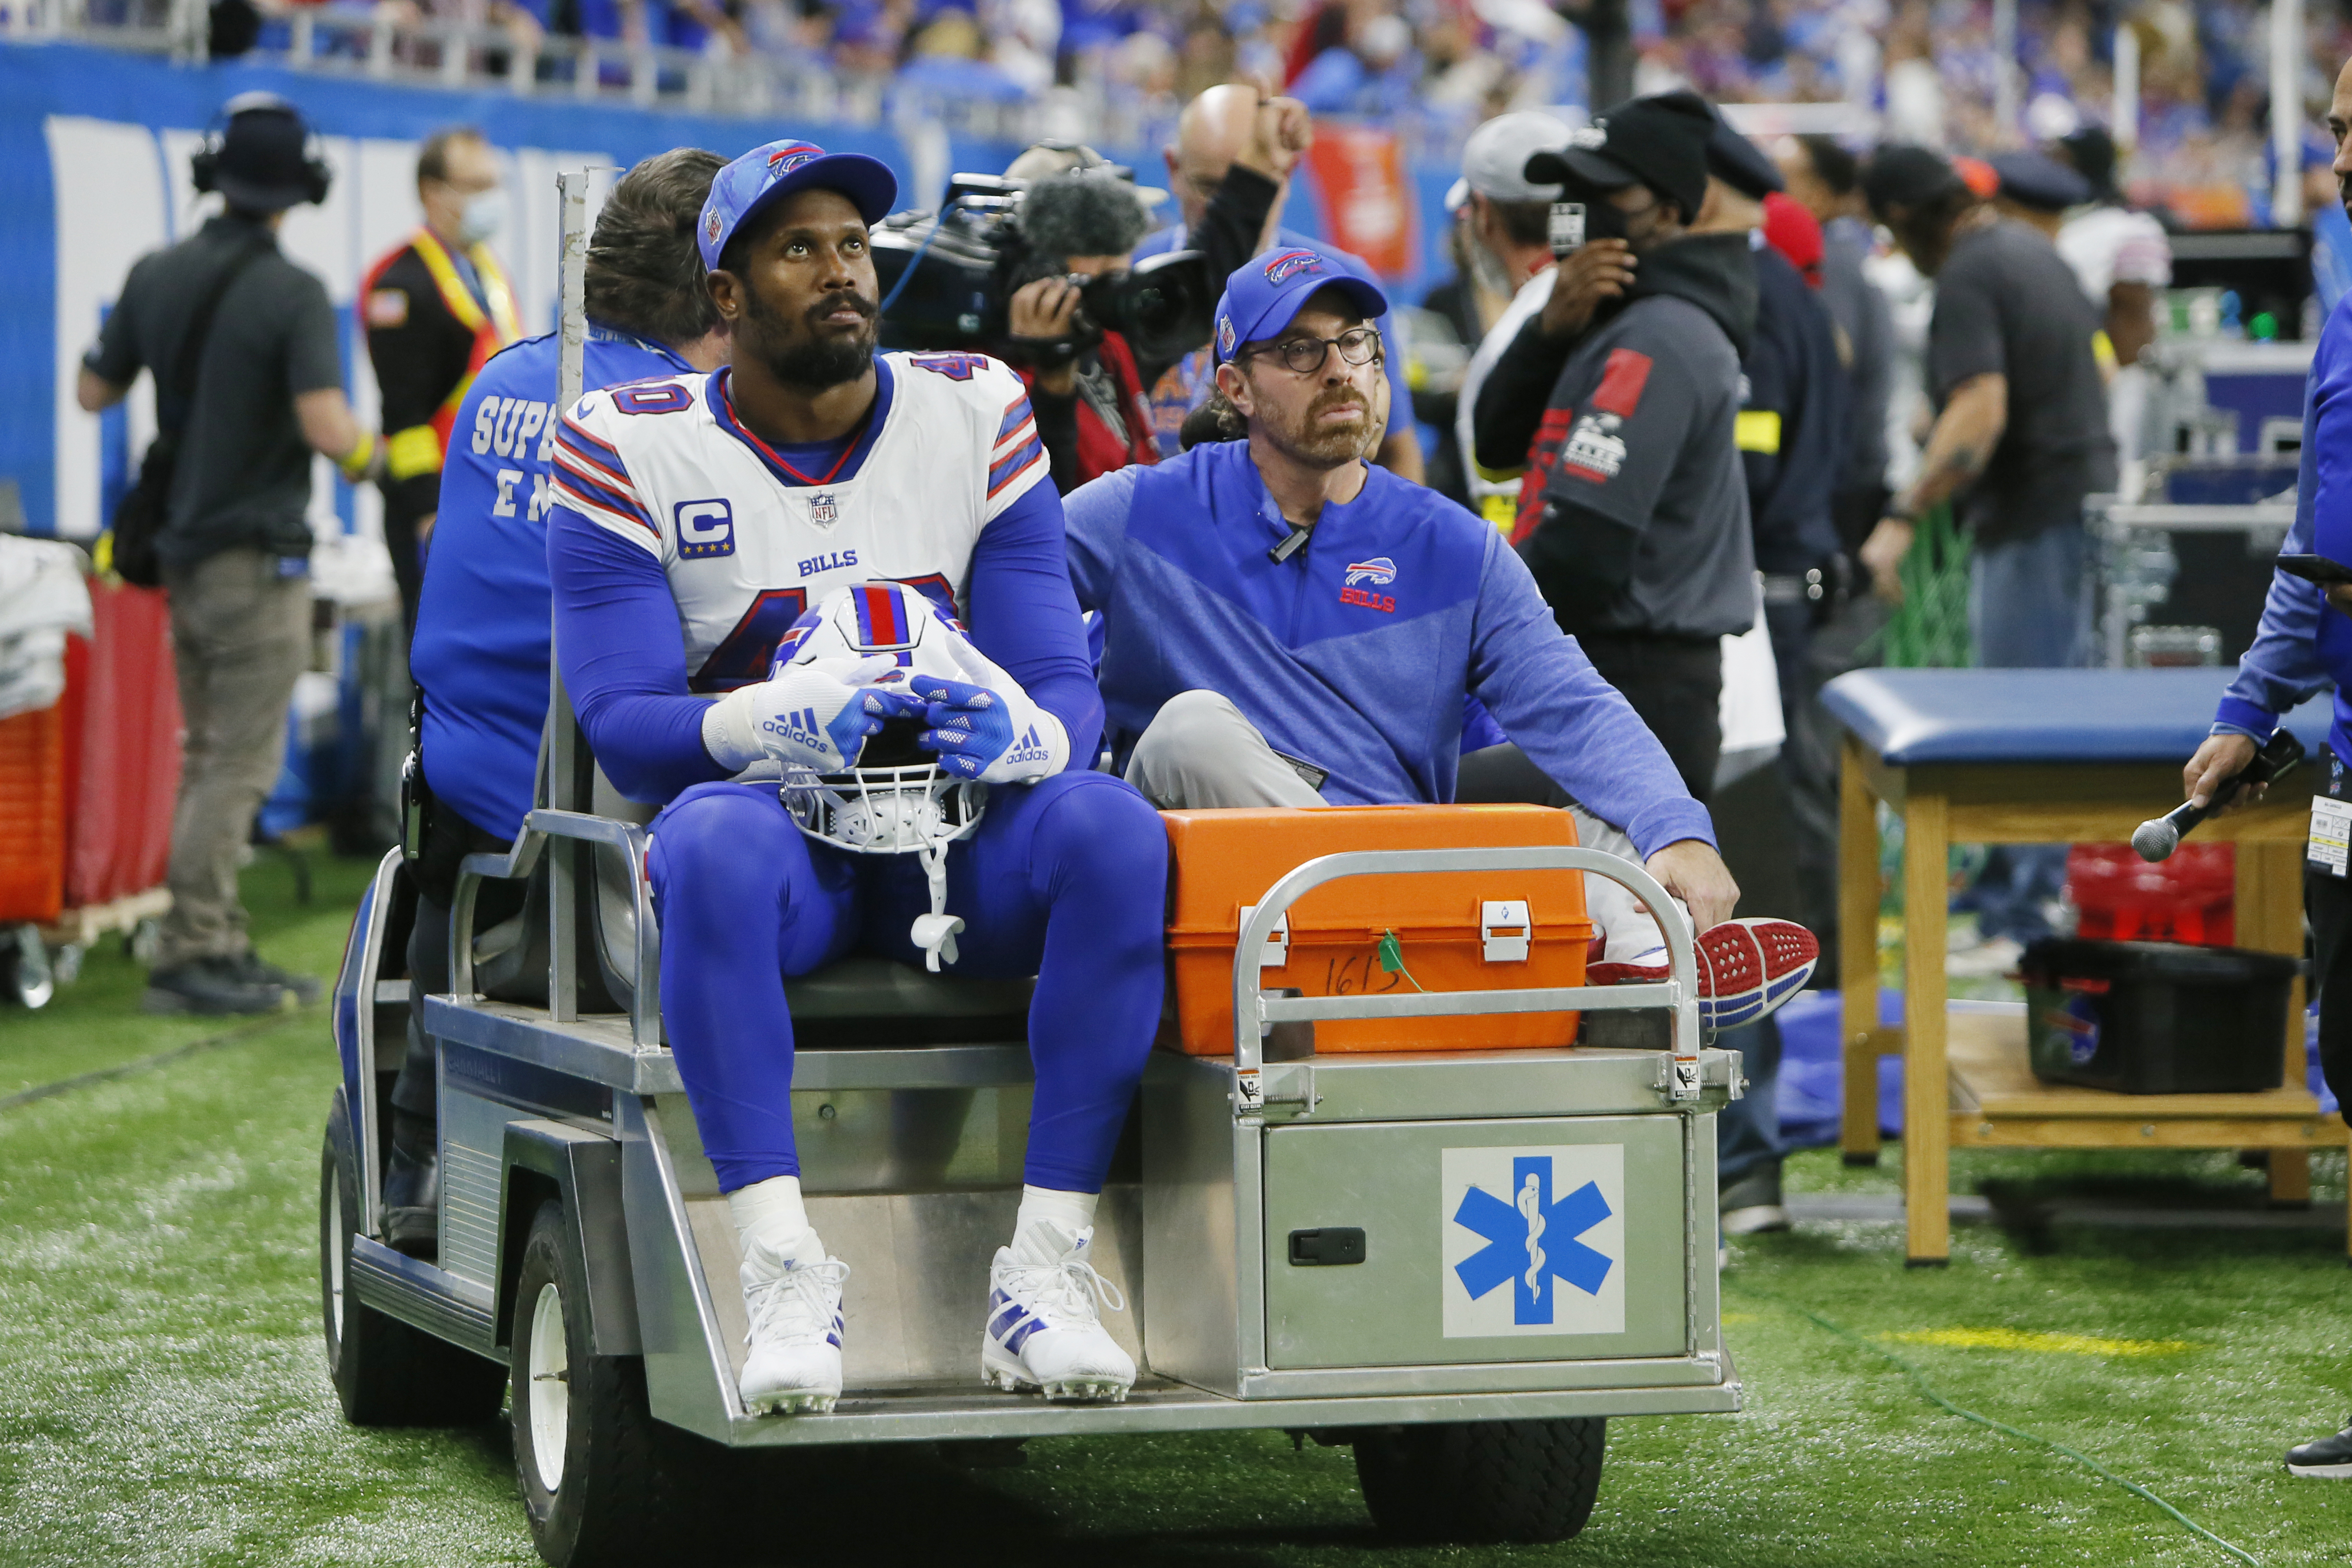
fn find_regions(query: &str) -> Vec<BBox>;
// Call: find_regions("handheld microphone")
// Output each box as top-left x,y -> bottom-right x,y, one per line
2132,729 -> 2307,862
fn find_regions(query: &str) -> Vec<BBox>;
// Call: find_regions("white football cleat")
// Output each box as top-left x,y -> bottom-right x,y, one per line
981,1221 -> 1136,1404
738,1239 -> 849,1416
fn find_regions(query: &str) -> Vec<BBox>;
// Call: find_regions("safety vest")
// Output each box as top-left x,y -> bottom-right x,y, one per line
378,228 -> 522,483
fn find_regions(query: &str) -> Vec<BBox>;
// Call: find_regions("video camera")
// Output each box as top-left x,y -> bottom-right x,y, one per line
868,173 -> 1216,369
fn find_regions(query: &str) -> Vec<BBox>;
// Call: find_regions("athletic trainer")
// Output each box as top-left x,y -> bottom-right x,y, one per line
1065,243 -> 1815,1024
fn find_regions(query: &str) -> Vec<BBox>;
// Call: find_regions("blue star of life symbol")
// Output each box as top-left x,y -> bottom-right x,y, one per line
1451,1156 -> 1613,1326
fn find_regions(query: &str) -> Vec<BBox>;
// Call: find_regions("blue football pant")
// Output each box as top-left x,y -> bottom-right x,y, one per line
646,773 -> 1168,1195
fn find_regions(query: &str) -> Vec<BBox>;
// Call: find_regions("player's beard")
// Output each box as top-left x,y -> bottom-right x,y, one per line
746,278 -> 878,390
1260,380 -> 1377,468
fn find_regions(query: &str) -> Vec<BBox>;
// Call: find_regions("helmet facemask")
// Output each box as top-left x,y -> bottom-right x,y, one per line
772,587 -> 991,970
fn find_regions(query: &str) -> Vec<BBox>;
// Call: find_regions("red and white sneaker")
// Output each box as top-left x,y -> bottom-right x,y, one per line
1588,918 -> 1818,1029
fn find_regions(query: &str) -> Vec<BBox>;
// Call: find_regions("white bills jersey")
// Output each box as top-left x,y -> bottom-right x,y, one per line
550,352 -> 1048,690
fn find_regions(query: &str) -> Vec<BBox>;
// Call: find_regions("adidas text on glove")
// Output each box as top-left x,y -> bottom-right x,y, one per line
908,633 -> 1070,786
703,654 -> 903,774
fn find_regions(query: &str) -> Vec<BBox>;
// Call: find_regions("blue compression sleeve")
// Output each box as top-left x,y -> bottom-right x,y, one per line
967,479 -> 1105,761
547,505 -> 729,804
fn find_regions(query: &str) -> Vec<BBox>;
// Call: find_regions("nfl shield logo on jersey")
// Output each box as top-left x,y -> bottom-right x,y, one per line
808,491 -> 840,529
1440,1144 -> 1623,1338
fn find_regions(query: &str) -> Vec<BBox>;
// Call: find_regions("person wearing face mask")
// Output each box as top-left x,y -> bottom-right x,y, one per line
362,125 -> 522,633
1469,91 -> 1762,804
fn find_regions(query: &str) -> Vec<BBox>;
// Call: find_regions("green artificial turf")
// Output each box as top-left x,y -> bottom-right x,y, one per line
3,858 -> 2350,1565
0,849 -> 376,1099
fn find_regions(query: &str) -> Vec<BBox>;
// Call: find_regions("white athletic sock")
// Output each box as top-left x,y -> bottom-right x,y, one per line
729,1175 -> 822,1267
1011,1184 -> 1099,1262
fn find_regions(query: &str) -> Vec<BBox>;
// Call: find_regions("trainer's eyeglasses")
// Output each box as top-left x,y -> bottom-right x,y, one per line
1241,325 -> 1383,377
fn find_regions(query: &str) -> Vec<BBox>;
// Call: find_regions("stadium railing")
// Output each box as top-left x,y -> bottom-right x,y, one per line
12,0 -> 1178,146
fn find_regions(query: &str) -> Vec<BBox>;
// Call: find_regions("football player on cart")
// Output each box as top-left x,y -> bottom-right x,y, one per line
547,140 -> 1167,1415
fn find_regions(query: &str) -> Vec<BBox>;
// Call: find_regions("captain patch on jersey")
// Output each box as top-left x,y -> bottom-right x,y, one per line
550,352 -> 1049,692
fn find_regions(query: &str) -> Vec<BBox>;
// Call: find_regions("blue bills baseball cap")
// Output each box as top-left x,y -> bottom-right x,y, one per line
1212,244 -> 1390,363
698,138 -> 899,272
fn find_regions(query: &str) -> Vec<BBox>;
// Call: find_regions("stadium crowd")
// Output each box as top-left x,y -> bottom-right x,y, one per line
111,0 -> 2343,227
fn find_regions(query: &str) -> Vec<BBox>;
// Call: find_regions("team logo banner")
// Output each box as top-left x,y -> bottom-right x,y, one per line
1440,1144 -> 1623,1338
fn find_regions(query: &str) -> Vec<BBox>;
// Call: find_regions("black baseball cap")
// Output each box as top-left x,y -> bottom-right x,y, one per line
2056,125 -> 2119,199
1988,150 -> 2091,212
1861,143 -> 1968,219
1706,111 -> 1785,199
213,92 -> 316,212
1525,90 -> 1713,223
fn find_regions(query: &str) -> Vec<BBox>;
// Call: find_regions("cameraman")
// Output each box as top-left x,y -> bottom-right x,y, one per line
78,95 -> 381,1018
1002,170 -> 1162,492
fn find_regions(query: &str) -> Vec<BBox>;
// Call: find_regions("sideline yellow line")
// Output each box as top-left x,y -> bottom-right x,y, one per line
1732,1285 -> 2259,1567
1888,1327 -> 2194,1358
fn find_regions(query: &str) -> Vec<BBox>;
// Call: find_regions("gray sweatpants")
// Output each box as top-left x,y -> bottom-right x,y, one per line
1125,689 -> 1682,962
156,548 -> 311,971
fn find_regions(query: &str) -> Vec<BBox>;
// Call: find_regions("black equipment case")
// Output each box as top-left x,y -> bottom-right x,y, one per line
2020,938 -> 2300,1094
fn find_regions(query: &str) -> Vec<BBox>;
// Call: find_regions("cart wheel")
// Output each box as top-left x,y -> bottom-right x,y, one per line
1353,1417 -> 1606,1544
51,942 -> 84,987
127,917 -> 160,968
319,1091 -> 504,1426
3,926 -> 54,1009
509,1198 -> 695,1568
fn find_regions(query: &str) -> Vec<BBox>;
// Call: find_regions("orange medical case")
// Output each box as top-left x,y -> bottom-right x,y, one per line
0,701 -> 68,926
1159,804 -> 1594,1055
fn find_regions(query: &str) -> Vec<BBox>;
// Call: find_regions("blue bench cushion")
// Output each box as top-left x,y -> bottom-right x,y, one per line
1820,667 -> 2334,767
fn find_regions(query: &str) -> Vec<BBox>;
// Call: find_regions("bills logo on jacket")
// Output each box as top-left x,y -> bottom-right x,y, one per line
1341,556 -> 1397,614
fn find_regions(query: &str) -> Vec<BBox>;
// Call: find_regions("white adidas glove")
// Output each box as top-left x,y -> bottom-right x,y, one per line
702,655 -> 904,773
909,633 -> 1070,785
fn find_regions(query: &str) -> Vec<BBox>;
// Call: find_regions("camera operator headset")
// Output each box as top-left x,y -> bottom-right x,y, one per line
999,147 -> 1162,493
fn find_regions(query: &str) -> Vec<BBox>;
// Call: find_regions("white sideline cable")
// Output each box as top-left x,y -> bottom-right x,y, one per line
1730,1285 -> 2262,1567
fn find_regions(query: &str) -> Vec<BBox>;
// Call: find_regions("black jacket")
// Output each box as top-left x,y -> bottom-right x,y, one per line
1740,245 -> 1845,573
1472,231 -> 1758,477
1507,231 -> 1759,640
